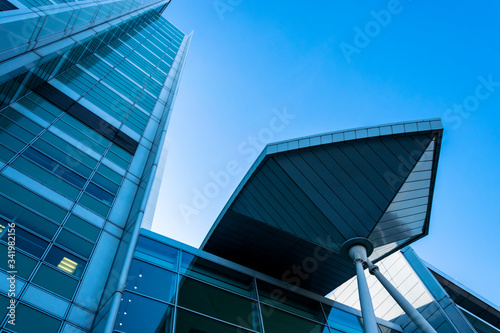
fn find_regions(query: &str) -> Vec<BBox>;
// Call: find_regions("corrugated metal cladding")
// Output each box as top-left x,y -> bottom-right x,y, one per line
0,0 -> 16,11
203,122 -> 443,295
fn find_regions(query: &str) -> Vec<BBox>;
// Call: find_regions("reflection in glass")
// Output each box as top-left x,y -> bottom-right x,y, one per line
257,279 -> 325,323
323,305 -> 363,332
178,276 -> 260,331
125,259 -> 176,303
180,252 -> 255,298
135,236 -> 178,270
261,304 -> 329,333
1,226 -> 48,258
175,308 -> 254,333
115,292 -> 173,332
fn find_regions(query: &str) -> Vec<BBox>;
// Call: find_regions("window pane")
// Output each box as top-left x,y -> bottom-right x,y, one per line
91,172 -> 119,194
78,193 -> 111,217
45,246 -> 86,278
323,305 -> 363,333
1,226 -> 48,258
0,243 -> 37,279
0,130 -> 25,151
0,115 -> 35,143
257,280 -> 325,323
175,308 -> 254,333
261,304 -> 329,333
31,140 -> 93,178
109,143 -> 132,162
40,131 -> 98,169
178,276 -> 260,331
53,120 -> 106,154
12,156 -> 81,200
0,294 -> 10,319
135,236 -> 178,270
0,144 -> 16,163
180,252 -> 255,298
125,259 -> 176,303
0,196 -> 58,239
21,148 -> 87,189
4,303 -> 61,333
85,182 -> 114,205
33,264 -> 79,299
64,215 -> 100,242
0,175 -> 67,223
96,163 -> 122,183
56,229 -> 94,259
115,292 -> 173,332
1,108 -> 43,134
105,150 -> 129,169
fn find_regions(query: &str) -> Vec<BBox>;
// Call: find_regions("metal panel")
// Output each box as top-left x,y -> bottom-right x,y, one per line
203,120 -> 443,295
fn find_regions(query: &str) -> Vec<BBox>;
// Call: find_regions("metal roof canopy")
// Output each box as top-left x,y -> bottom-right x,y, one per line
202,119 -> 443,296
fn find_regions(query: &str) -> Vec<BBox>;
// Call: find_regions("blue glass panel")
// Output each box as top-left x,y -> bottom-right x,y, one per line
323,305 -> 363,332
180,252 -> 255,298
135,236 -> 178,270
261,304 -> 329,333
1,226 -> 48,258
115,292 -> 173,332
85,182 -> 114,205
45,246 -> 86,278
23,147 -> 86,189
125,259 -> 176,303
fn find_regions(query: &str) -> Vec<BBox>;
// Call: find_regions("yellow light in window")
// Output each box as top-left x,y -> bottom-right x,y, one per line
0,225 -> 5,234
58,257 -> 78,274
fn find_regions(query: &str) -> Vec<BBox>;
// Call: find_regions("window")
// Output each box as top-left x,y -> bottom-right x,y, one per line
32,138 -> 94,178
178,277 -> 260,331
175,308 -> 254,333
0,243 -> 37,279
115,292 -> 173,332
64,214 -> 100,242
135,236 -> 178,270
4,303 -> 61,333
0,195 -> 59,239
91,172 -> 119,194
12,156 -> 81,200
1,226 -> 48,258
125,259 -> 176,302
45,246 -> 86,278
180,252 -> 255,298
0,175 -> 67,224
56,229 -> 94,259
257,279 -> 325,323
261,304 -> 329,333
78,192 -> 111,217
323,305 -> 363,333
85,182 -> 115,205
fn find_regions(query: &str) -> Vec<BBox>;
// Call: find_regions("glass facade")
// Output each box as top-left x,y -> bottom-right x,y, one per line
0,0 -> 190,331
113,231 -> 403,333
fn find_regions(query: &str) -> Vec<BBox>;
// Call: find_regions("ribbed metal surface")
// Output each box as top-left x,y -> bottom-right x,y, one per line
203,120 -> 443,295
0,0 -> 16,11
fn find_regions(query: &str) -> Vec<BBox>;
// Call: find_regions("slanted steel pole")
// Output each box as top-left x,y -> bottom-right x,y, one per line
367,260 -> 437,333
349,245 -> 379,333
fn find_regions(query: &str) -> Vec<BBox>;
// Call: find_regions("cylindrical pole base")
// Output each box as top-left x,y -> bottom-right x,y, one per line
351,246 -> 379,333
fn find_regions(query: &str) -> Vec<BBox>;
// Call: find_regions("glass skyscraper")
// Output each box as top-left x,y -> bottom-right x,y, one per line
0,0 -> 190,331
2,1 -> 499,332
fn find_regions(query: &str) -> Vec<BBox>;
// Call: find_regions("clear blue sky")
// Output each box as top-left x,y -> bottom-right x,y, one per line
154,0 -> 500,305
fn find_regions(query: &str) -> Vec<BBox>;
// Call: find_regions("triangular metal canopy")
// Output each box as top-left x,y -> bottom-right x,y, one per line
202,119 -> 443,295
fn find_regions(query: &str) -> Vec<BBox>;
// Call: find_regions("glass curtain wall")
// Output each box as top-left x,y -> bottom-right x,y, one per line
114,232 -> 403,333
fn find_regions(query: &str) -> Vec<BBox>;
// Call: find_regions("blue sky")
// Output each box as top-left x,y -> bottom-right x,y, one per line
155,0 -> 500,305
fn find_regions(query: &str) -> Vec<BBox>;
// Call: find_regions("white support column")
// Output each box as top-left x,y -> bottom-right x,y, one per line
367,260 -> 437,333
349,245 -> 379,333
